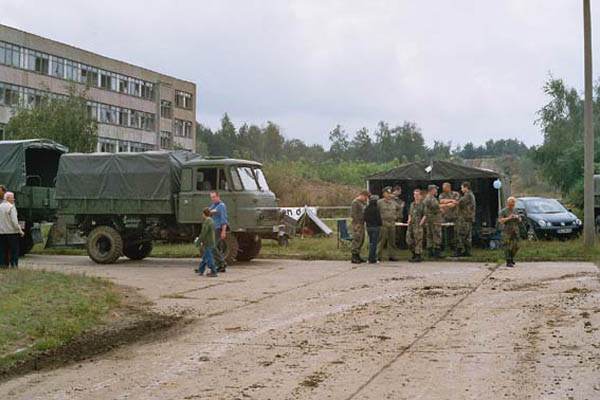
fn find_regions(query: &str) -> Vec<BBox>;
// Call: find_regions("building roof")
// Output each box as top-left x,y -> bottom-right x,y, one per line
367,160 -> 501,181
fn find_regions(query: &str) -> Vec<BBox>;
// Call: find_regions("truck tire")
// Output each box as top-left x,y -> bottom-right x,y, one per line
87,226 -> 123,264
236,235 -> 262,261
123,241 -> 153,260
221,234 -> 239,264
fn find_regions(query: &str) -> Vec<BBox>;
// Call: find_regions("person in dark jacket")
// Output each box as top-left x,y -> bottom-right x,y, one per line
364,194 -> 383,264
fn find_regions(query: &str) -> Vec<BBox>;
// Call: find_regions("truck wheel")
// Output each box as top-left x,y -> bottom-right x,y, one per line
237,236 -> 262,261
123,241 -> 153,260
87,226 -> 123,264
19,230 -> 34,256
221,234 -> 239,264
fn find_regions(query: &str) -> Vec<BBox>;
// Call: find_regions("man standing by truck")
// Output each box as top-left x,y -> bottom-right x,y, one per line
210,191 -> 229,273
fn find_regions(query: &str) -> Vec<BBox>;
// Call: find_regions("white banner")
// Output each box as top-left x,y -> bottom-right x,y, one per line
280,207 -> 317,220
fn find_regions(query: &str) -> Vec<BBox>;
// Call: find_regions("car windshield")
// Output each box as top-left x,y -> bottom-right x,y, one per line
237,167 -> 259,191
525,199 -> 566,214
255,168 -> 270,191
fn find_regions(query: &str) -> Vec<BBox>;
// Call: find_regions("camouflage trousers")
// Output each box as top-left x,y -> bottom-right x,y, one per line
502,229 -> 520,259
456,218 -> 472,253
425,215 -> 442,249
351,223 -> 365,255
377,223 -> 397,260
406,223 -> 424,255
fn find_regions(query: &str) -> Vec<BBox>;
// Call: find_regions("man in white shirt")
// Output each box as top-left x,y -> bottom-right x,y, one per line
0,192 -> 24,268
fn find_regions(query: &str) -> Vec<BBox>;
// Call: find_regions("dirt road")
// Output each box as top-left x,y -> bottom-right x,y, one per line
1,256 -> 599,399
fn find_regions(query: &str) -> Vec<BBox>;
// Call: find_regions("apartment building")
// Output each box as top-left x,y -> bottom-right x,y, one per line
0,24 -> 196,152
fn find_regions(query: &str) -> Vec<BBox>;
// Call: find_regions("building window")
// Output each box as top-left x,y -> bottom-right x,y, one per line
0,42 -> 21,68
100,71 -> 112,89
141,82 -> 154,100
160,100 -> 172,119
99,138 -> 117,153
160,131 -> 172,149
118,142 -> 129,153
175,90 -> 192,109
174,119 -> 192,138
140,113 -> 155,131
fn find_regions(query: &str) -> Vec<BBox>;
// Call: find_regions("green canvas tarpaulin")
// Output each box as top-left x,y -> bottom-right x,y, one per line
55,151 -> 199,201
0,139 -> 68,192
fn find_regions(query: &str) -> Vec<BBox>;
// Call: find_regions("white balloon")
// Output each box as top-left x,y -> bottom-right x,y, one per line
493,179 -> 502,189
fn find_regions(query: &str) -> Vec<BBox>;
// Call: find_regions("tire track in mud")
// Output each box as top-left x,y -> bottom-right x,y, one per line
344,265 -> 499,400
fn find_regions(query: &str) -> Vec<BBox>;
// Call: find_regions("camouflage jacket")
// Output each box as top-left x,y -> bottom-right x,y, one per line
457,191 -> 476,221
393,196 -> 405,221
408,201 -> 425,225
377,198 -> 400,223
499,207 -> 520,235
423,194 -> 441,216
351,198 -> 366,225
439,191 -> 460,220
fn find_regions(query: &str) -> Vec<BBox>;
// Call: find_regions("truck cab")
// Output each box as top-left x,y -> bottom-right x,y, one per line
177,157 -> 280,261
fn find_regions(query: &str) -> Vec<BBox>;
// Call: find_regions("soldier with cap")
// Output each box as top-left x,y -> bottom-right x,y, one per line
392,186 -> 406,222
439,182 -> 459,250
377,186 -> 400,261
406,188 -> 426,262
424,184 -> 444,259
350,190 -> 369,264
455,181 -> 476,257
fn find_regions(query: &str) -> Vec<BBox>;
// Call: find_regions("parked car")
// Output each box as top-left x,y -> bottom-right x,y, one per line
515,197 -> 582,240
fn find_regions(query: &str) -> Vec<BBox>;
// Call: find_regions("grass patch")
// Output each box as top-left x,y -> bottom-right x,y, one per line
0,269 -> 119,373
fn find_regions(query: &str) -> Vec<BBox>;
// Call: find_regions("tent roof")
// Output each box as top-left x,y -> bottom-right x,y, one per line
367,160 -> 501,181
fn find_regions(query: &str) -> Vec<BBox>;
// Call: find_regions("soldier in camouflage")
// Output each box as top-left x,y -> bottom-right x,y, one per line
455,181 -> 476,257
350,190 -> 369,264
424,184 -> 444,259
377,186 -> 400,261
406,188 -> 426,263
498,196 -> 521,267
439,182 -> 459,250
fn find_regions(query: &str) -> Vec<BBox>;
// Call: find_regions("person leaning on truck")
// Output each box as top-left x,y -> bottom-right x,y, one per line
0,192 -> 24,269
209,190 -> 229,273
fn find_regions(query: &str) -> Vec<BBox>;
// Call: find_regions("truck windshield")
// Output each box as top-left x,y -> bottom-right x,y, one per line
255,168 -> 270,191
237,167 -> 259,190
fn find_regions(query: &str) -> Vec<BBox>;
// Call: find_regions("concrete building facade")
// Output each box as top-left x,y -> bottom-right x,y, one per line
0,24 -> 196,152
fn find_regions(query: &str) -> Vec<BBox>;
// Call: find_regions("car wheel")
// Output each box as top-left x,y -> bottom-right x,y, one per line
527,225 -> 538,241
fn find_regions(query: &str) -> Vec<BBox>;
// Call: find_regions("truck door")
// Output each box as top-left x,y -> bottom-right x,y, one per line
177,167 -> 196,222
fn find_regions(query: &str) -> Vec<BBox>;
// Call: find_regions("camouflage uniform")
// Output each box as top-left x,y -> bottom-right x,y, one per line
393,195 -> 406,247
456,191 -> 476,254
424,194 -> 442,249
377,198 -> 400,260
406,201 -> 425,255
499,207 -> 520,261
439,190 -> 459,248
350,197 -> 366,256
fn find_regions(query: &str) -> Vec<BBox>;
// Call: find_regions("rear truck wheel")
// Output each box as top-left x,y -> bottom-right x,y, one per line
19,229 -> 34,256
277,234 -> 289,247
220,233 -> 239,264
87,226 -> 123,264
122,230 -> 153,260
236,235 -> 262,261
123,240 -> 153,260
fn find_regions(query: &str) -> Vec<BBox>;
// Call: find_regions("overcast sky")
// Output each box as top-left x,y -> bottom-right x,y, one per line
2,0 -> 597,148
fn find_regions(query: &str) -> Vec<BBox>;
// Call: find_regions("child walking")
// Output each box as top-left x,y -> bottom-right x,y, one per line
195,207 -> 218,277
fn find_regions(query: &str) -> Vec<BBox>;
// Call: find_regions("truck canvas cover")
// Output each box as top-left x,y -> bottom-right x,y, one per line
56,151 -> 199,201
0,139 -> 68,192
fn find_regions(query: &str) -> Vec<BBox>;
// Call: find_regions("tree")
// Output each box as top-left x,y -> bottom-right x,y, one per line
5,85 -> 97,152
349,127 -> 373,161
328,124 -> 349,160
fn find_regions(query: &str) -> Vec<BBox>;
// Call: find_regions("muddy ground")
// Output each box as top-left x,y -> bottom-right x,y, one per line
1,256 -> 599,399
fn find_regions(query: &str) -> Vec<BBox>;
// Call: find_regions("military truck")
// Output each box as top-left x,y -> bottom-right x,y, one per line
54,151 -> 281,264
0,140 -> 67,255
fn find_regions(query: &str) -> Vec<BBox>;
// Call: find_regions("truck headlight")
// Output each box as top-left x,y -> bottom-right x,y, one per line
576,218 -> 582,226
537,220 -> 547,227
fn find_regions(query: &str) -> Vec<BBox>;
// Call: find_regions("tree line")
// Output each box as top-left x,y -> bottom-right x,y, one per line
197,114 -> 529,164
